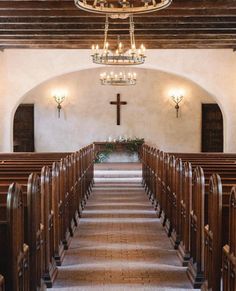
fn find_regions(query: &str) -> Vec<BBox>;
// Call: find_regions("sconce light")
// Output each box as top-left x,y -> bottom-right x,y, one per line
53,90 -> 66,118
171,91 -> 184,118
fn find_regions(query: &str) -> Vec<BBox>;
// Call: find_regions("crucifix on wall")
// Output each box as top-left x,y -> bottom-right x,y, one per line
110,93 -> 127,125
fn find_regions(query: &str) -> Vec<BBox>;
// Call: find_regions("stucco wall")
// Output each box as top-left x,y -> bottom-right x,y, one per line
21,68 -> 214,152
0,49 -> 235,152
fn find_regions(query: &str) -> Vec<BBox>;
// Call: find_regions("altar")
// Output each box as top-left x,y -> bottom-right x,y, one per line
94,141 -> 144,163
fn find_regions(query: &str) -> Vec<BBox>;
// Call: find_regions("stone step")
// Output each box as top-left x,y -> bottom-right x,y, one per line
94,177 -> 142,183
94,170 -> 142,178
94,183 -> 143,189
94,162 -> 142,171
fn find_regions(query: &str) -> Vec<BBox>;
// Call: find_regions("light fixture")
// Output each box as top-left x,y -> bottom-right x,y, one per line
91,15 -> 146,65
100,71 -> 137,86
53,90 -> 66,118
75,0 -> 172,19
171,91 -> 183,118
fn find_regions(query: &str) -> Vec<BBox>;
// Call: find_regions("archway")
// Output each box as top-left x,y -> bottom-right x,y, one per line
13,67 -> 223,153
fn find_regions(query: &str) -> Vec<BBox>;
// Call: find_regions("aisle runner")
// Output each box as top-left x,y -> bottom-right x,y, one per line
50,164 -> 194,291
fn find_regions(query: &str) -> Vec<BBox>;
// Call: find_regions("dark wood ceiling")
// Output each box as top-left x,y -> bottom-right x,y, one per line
0,0 -> 236,49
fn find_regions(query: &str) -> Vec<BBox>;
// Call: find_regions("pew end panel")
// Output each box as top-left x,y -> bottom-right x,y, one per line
178,162 -> 192,267
187,166 -> 205,288
40,166 -> 58,288
222,187 -> 236,291
0,274 -> 5,291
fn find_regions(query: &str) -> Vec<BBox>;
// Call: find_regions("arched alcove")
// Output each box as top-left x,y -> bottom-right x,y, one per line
14,67 -> 223,152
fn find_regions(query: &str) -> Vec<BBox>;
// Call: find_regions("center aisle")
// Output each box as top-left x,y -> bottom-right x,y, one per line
50,163 -> 194,291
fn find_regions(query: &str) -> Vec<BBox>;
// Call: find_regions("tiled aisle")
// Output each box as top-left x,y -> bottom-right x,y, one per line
50,166 -> 193,291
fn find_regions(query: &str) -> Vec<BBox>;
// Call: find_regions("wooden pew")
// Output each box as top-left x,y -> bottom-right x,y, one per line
40,166 -> 58,287
156,151 -> 165,217
51,161 -> 65,266
165,155 -> 176,237
59,158 -> 71,250
177,161 -> 192,265
0,156 -> 77,255
169,157 -> 182,249
0,152 -> 69,161
0,164 -> 64,258
0,275 -> 4,291
187,171 -> 234,287
0,144 -> 95,290
159,157 -> 235,248
0,158 -> 71,259
142,145 -> 152,200
0,174 -> 56,284
0,183 -> 29,291
202,174 -> 224,291
141,144 -> 236,290
187,166 -> 205,287
222,187 -> 236,291
0,167 -> 59,289
25,173 -> 46,291
169,152 -> 236,160
160,153 -> 170,226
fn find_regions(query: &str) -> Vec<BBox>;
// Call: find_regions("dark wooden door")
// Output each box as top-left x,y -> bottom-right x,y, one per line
13,104 -> 35,152
202,104 -> 223,152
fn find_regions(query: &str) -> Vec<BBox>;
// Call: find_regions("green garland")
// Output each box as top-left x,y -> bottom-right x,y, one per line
95,138 -> 144,163
95,142 -> 115,163
125,137 -> 145,153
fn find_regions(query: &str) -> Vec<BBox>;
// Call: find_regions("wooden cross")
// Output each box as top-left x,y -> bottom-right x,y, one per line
110,93 -> 127,125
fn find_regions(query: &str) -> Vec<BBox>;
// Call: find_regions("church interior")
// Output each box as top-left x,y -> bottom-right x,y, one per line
0,0 -> 236,290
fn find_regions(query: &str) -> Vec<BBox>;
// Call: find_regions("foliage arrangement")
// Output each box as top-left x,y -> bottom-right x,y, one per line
95,137 -> 144,163
95,142 -> 115,163
125,137 -> 145,153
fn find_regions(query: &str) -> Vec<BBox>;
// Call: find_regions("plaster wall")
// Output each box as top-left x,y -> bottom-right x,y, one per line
22,68 -> 214,152
0,49 -> 235,152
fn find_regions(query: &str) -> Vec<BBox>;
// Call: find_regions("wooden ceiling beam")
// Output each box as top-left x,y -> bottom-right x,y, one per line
0,43 -> 235,50
0,38 -> 235,44
0,16 -> 236,24
1,23 -> 236,30
1,8 -> 236,17
0,0 -> 234,10
1,30 -> 236,36
0,33 -> 236,40
0,0 -> 235,49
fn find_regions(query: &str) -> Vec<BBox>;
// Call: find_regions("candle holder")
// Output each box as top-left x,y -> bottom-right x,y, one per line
53,90 -> 66,118
171,92 -> 184,118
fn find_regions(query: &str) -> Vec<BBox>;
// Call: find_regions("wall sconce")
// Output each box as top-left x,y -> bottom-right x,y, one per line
53,90 -> 66,118
171,91 -> 184,118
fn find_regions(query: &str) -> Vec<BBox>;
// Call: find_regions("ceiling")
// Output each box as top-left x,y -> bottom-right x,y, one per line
0,0 -> 236,49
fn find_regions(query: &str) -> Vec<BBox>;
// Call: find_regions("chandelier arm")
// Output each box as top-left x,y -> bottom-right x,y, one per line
103,14 -> 109,50
129,15 -> 136,49
93,0 -> 97,8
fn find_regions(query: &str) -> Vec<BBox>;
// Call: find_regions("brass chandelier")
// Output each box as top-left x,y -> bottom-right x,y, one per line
100,71 -> 137,86
75,0 -> 172,19
91,15 -> 146,65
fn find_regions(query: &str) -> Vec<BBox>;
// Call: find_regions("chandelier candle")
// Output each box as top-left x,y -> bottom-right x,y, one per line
91,15 -> 146,65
